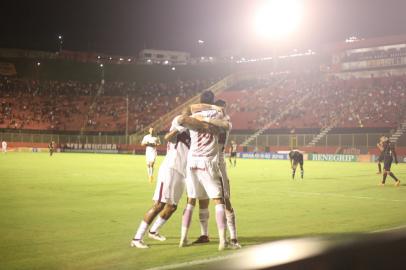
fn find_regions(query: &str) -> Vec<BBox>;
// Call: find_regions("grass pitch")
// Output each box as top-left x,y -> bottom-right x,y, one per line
0,152 -> 406,270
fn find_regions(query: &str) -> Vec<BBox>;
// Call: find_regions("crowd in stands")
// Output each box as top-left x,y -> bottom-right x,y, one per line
0,76 -> 216,132
219,73 -> 406,130
1,73 -> 406,133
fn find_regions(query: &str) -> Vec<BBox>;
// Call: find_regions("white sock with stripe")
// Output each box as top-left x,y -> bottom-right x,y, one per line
226,210 -> 237,240
134,220 -> 149,240
215,204 -> 226,245
149,216 -> 167,233
180,204 -> 194,242
199,208 -> 210,236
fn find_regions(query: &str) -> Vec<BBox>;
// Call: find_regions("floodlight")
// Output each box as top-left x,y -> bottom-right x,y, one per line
254,0 -> 303,40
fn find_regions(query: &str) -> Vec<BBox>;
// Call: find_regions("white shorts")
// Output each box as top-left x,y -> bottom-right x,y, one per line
152,166 -> 185,205
146,151 -> 157,164
185,157 -> 223,200
219,161 -> 230,199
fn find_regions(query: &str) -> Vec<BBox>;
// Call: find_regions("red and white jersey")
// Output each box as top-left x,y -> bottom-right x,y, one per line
141,134 -> 160,156
218,115 -> 232,163
161,116 -> 190,177
189,108 -> 223,158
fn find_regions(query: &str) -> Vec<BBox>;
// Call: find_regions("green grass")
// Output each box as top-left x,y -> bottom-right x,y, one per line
0,152 -> 406,270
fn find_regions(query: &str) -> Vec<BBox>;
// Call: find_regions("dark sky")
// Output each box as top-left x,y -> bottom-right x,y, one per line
1,0 -> 406,56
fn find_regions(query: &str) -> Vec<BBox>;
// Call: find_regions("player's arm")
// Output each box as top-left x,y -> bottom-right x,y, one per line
141,137 -> 147,146
377,143 -> 383,151
391,144 -> 398,164
164,129 -> 178,143
192,115 -> 231,131
178,115 -> 219,133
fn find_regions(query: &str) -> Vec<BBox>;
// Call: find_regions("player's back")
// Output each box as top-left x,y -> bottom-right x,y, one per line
189,109 -> 222,158
290,150 -> 302,161
164,130 -> 190,176
382,141 -> 395,157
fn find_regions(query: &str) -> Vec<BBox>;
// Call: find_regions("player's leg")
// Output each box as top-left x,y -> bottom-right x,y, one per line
218,165 -> 241,248
385,158 -> 400,186
148,204 -> 177,241
377,161 -> 382,174
201,163 -> 228,250
149,168 -> 185,240
381,157 -> 391,185
224,198 -> 241,249
150,159 -> 156,180
179,197 -> 196,247
229,155 -> 233,166
131,201 -> 165,248
193,199 -> 210,244
179,166 -> 200,246
292,162 -> 297,179
146,160 -> 154,183
146,162 -> 151,180
299,160 -> 304,179
212,197 -> 227,250
233,153 -> 237,167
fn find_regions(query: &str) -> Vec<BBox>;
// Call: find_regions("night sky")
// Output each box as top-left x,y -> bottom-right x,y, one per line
1,0 -> 406,56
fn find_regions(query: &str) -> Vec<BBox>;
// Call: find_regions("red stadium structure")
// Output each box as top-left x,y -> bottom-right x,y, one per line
1,35 -> 406,158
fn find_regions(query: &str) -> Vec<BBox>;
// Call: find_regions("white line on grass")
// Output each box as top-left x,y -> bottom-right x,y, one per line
144,254 -> 236,270
371,224 -> 406,233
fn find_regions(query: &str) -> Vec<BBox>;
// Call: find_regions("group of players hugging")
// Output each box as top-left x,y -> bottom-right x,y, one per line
131,91 -> 401,251
133,90 -> 241,251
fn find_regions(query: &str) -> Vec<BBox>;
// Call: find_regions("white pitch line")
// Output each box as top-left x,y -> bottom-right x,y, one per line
289,191 -> 406,202
144,224 -> 406,270
371,224 -> 406,233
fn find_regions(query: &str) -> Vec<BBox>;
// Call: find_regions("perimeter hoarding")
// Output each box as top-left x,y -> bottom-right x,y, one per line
308,154 -> 357,162
238,152 -> 289,160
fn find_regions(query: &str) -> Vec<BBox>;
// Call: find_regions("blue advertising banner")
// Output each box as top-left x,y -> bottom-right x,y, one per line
238,152 -> 289,160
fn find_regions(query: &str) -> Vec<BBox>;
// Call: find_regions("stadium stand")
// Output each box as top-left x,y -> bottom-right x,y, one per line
0,76 -> 217,132
218,73 -> 406,130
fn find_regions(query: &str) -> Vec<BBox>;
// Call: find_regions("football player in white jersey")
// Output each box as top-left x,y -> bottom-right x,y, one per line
131,116 -> 191,249
177,91 -> 231,251
141,127 -> 161,183
191,99 -> 241,249
2,140 -> 7,153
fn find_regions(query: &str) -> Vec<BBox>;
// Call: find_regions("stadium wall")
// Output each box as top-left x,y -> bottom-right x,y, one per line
2,131 -> 405,153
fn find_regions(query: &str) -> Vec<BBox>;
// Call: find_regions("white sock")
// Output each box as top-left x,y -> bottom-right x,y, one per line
226,210 -> 237,240
199,208 -> 210,236
180,204 -> 194,241
150,216 -> 167,233
134,220 -> 149,240
215,204 -> 226,244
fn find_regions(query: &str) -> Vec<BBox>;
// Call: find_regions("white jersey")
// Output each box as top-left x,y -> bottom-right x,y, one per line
2,141 -> 7,151
141,134 -> 160,156
189,109 -> 223,158
161,116 -> 190,176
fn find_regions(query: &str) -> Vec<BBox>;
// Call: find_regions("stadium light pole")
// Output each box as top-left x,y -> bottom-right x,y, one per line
58,35 -> 63,53
125,95 -> 129,144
